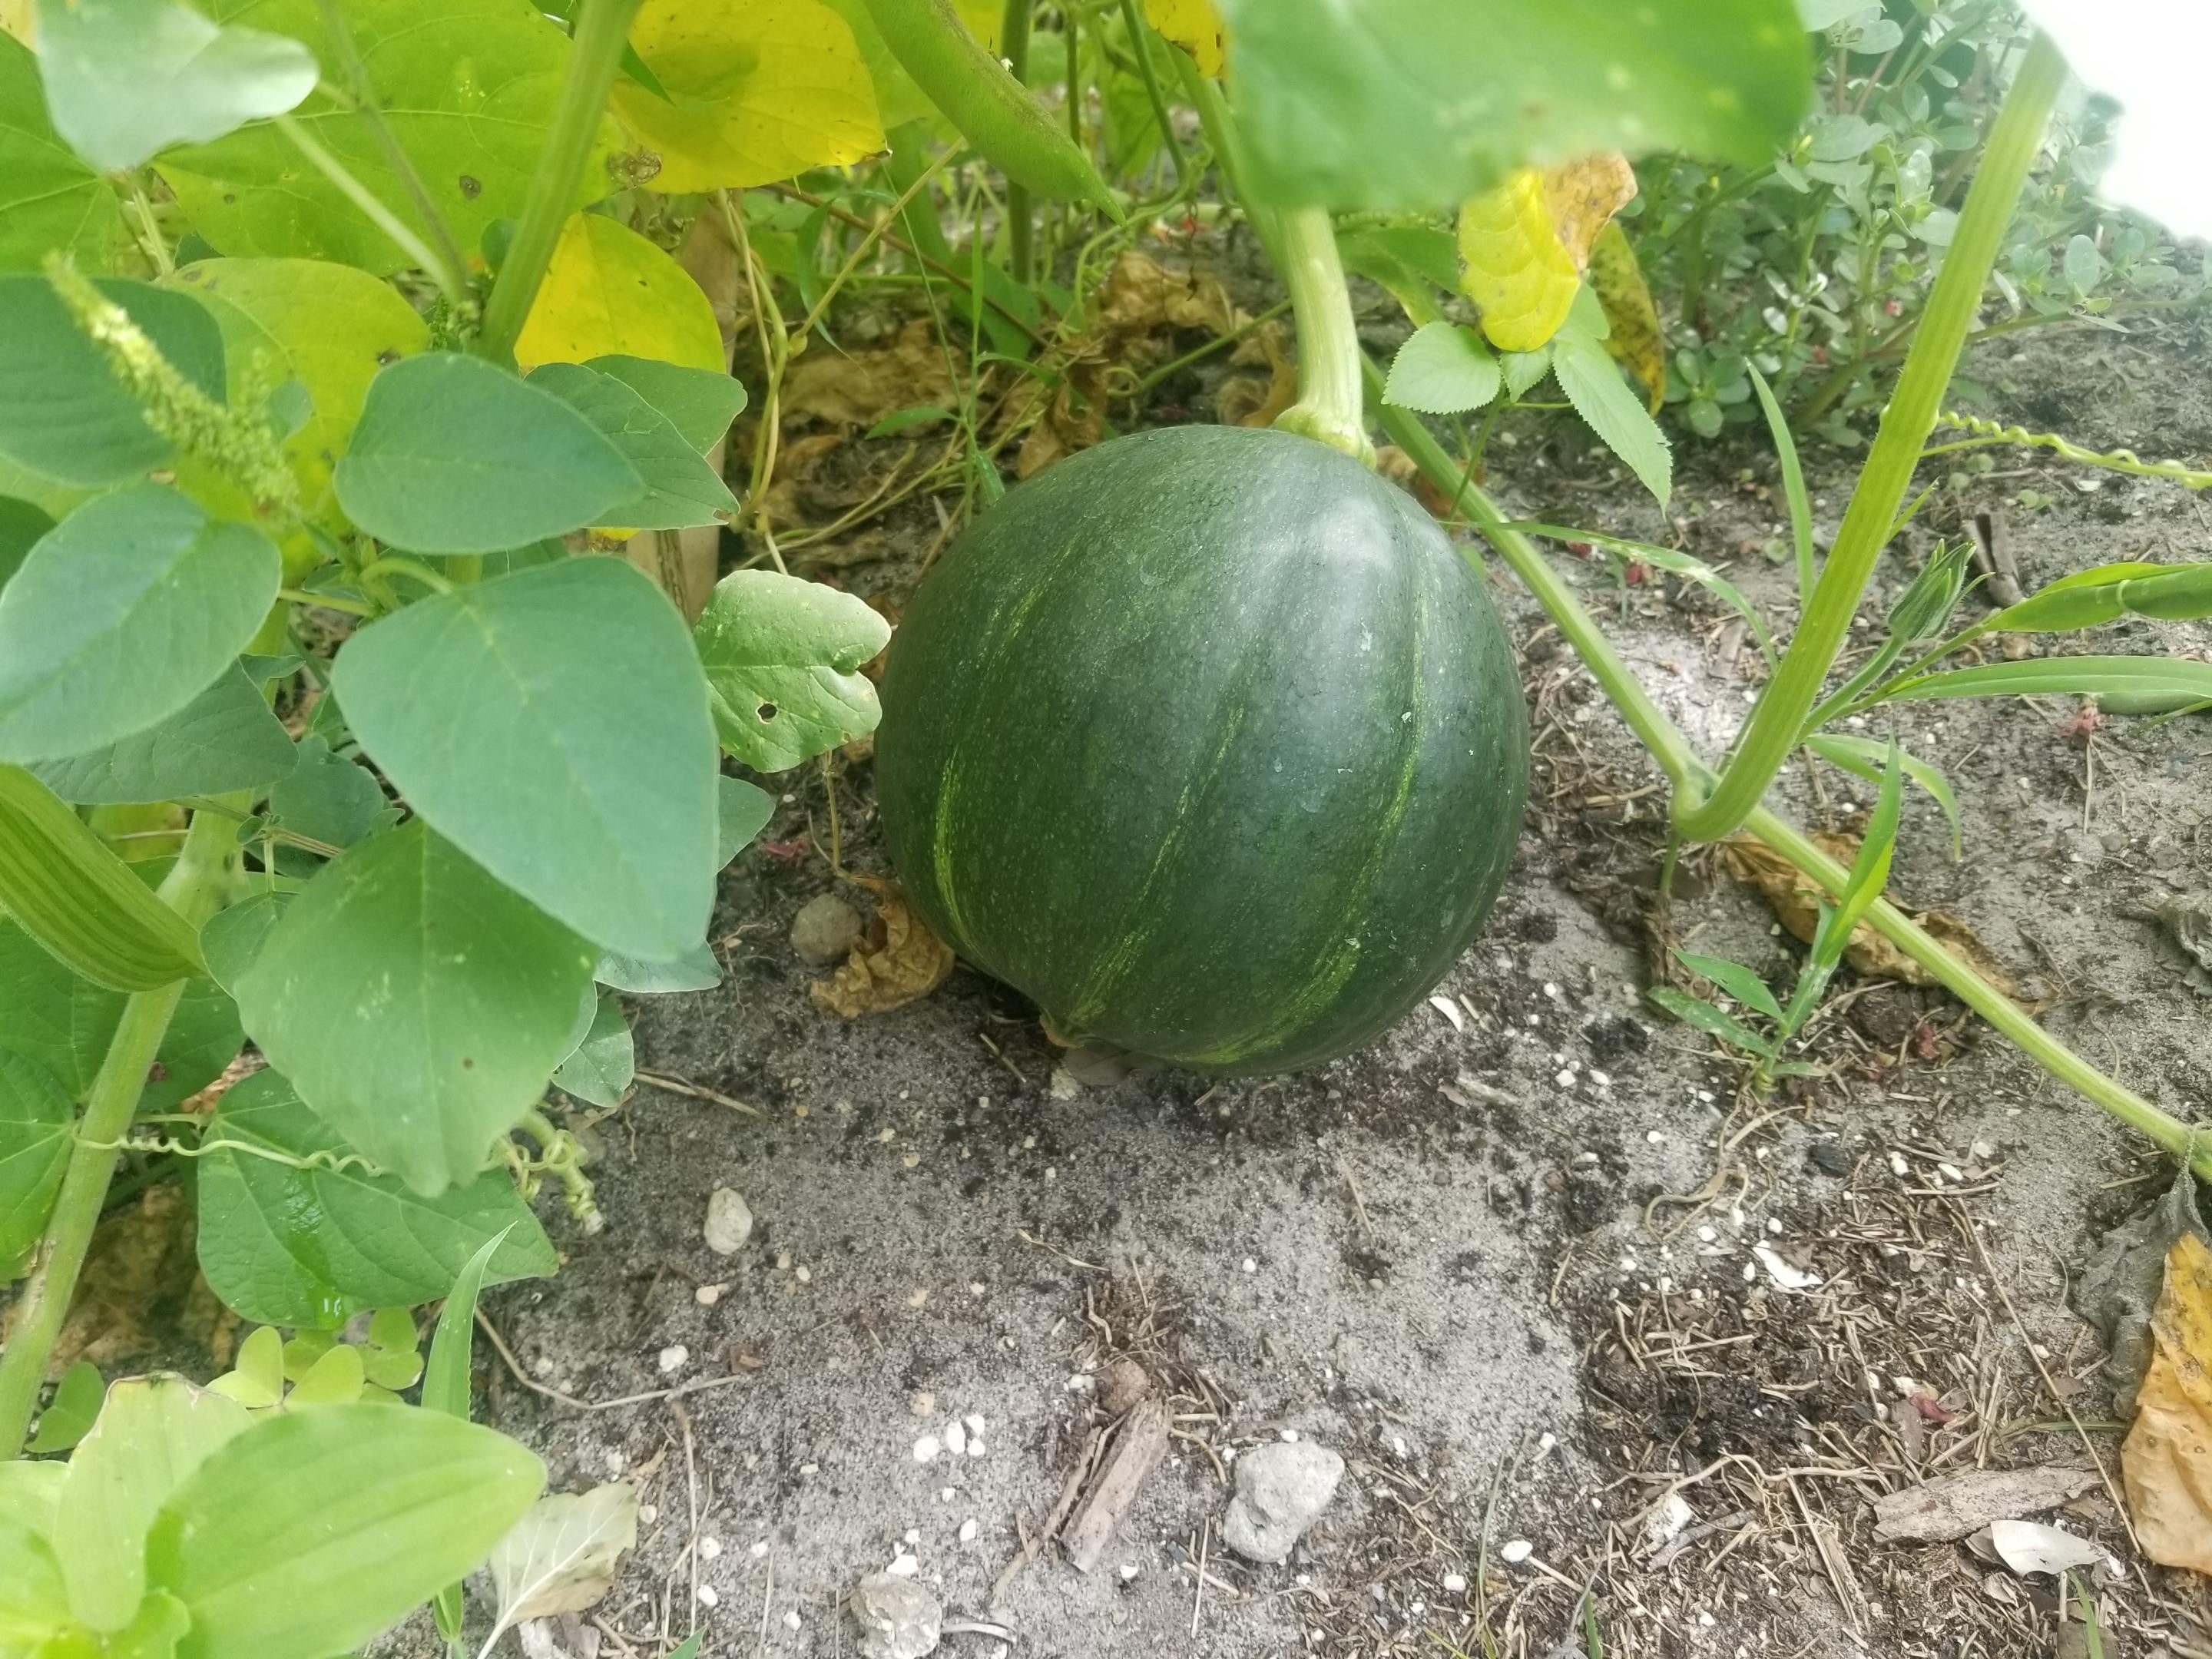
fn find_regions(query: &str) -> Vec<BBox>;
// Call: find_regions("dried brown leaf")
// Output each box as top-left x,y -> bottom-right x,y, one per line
2122,1233 -> 2212,1575
783,320 -> 955,429
809,877 -> 954,1017
1720,834 -> 2024,998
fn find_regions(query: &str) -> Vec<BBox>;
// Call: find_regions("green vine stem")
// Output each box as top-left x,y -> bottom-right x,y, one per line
1000,0 -> 1035,282
0,803 -> 245,1455
475,0 -> 645,364
1672,30 -> 2068,842
1273,205 -> 1376,465
1369,369 -> 2211,1184
1924,412 -> 2212,488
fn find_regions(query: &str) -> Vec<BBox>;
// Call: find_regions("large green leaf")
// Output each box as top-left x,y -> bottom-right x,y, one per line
333,559 -> 718,961
0,919 -> 242,1109
1885,656 -> 2212,705
31,664 -> 296,805
1214,0 -> 1812,209
0,34 -> 124,273
694,568 -> 890,772
52,1376 -> 253,1632
333,353 -> 642,552
233,821 -> 597,1196
171,259 -> 432,522
33,0 -> 317,171
0,276 -> 224,488
0,486 -> 280,763
158,0 -> 610,272
145,1403 -> 544,1659
527,362 -> 740,531
264,735 -> 384,849
194,1069 -> 557,1326
585,354 -> 747,453
0,1047 -> 71,1280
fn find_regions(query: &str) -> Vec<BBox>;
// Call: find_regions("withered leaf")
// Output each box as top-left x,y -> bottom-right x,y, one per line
809,876 -> 953,1017
2121,1232 -> 2212,1575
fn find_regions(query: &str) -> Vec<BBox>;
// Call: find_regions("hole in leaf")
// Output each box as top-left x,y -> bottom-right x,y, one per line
458,174 -> 482,199
757,702 -> 778,722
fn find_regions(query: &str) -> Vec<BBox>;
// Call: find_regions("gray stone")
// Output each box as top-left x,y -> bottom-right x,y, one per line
1222,1441 -> 1344,1564
791,893 -> 864,965
849,1571 -> 940,1659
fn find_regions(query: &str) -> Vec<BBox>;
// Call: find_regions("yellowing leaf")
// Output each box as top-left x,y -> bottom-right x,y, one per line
515,214 -> 723,373
2123,1232 -> 2212,1575
1458,153 -> 1637,354
1586,221 -> 1663,413
1145,0 -> 1225,76
613,0 -> 884,194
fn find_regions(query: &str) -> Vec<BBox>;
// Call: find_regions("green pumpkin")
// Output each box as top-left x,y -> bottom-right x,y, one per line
876,425 -> 1528,1071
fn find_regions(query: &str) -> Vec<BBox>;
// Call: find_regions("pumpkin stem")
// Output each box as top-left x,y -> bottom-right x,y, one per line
1273,206 -> 1377,468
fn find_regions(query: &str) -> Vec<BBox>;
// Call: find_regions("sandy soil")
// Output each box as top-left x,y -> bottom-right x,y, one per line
419,302 -> 2212,1659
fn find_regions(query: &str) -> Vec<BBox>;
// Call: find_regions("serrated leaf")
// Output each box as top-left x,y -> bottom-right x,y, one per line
695,568 -> 891,772
159,0 -> 608,272
585,354 -> 747,454
0,765 -> 207,990
333,558 -> 717,961
1217,0 -> 1809,210
144,1403 -> 545,1659
551,992 -> 633,1108
54,1376 -> 253,1631
31,664 -> 296,806
485,1482 -> 638,1642
1501,345 -> 1551,401
233,822 -> 598,1195
515,213 -> 724,374
0,32 -> 124,272
0,486 -> 280,763
612,0 -> 883,194
1382,322 -> 1501,416
334,353 -> 643,553
1585,221 -> 1663,412
0,912 -> 240,1105
0,276 -> 224,488
527,362 -> 738,531
1459,154 -> 1635,353
24,1360 -> 103,1454
32,0 -> 316,171
194,1068 -> 557,1324
171,258 -> 432,523
1552,326 -> 1671,507
0,1045 -> 71,1280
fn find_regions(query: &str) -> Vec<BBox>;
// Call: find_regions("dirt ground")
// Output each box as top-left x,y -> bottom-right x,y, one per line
429,289 -> 2212,1658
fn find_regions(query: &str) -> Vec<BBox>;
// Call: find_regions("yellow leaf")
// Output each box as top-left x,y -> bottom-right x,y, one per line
0,0 -> 30,41
1458,153 -> 1637,354
515,213 -> 724,373
1144,0 -> 1225,77
2123,1232 -> 2212,1575
1586,221 -> 1664,413
613,0 -> 884,194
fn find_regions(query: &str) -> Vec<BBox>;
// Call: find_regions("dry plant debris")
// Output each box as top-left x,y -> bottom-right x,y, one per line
2121,1232 -> 2212,1573
807,875 -> 955,1017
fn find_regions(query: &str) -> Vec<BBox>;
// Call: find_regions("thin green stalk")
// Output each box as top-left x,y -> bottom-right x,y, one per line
310,0 -> 472,305
1674,31 -> 2068,842
273,114 -> 462,306
1116,0 -> 1186,188
1171,51 -> 1270,257
127,183 -> 174,278
0,805 -> 243,1454
1273,207 -> 1373,464
1001,0 -> 1035,281
1369,367 -> 2210,1184
475,0 -> 644,364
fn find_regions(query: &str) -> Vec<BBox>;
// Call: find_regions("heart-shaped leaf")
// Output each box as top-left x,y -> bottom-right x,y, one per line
694,569 -> 890,772
31,664 -> 296,805
515,212 -> 724,373
233,821 -> 597,1195
333,353 -> 643,553
527,362 -> 738,531
585,355 -> 747,453
333,558 -> 719,962
0,34 -> 124,272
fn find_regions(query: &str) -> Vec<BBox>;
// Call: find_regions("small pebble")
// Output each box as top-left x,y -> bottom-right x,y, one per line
1499,1540 -> 1533,1565
694,1283 -> 726,1306
783,1610 -> 801,1631
697,1584 -> 719,1608
657,1345 -> 688,1373
700,1537 -> 722,1560
704,1187 -> 753,1255
1442,1572 -> 1469,1594
886,1554 -> 919,1579
945,1421 -> 969,1456
959,1518 -> 979,1543
913,1435 -> 942,1462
